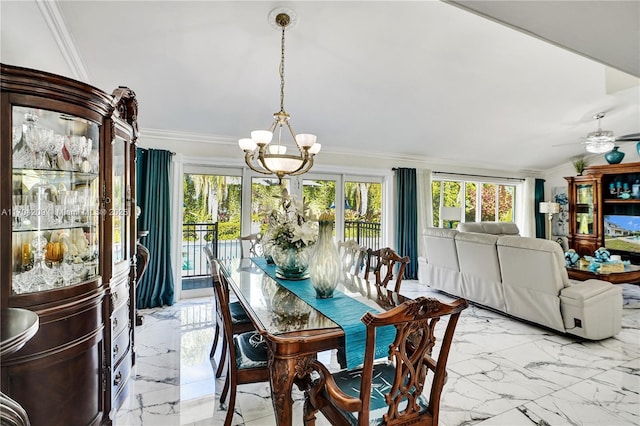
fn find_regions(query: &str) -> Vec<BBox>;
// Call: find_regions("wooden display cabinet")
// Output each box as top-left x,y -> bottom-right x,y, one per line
0,64 -> 138,425
565,162 -> 640,263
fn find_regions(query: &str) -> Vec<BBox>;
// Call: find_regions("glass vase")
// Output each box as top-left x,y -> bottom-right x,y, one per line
271,245 -> 311,280
309,220 -> 341,298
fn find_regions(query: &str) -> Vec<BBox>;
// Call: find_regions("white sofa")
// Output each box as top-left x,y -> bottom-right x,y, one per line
418,224 -> 622,340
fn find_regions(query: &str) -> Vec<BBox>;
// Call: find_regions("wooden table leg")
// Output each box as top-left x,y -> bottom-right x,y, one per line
267,352 -> 315,426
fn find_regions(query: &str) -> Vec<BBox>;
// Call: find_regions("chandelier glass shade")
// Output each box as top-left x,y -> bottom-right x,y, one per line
584,113 -> 615,154
239,9 -> 320,181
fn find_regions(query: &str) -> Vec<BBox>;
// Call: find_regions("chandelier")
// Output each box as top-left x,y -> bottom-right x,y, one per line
584,112 -> 615,153
238,8 -> 320,182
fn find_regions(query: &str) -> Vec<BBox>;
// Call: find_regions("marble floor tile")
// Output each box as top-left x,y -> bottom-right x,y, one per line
114,281 -> 640,426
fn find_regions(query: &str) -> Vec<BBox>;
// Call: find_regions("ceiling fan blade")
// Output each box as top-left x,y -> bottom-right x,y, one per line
552,142 -> 582,148
616,133 -> 640,142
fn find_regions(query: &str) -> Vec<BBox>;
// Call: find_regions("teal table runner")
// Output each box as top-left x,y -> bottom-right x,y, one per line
252,257 -> 395,369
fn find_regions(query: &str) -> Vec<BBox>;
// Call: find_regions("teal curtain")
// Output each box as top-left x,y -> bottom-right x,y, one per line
535,178 -> 545,239
136,148 -> 174,308
395,168 -> 418,279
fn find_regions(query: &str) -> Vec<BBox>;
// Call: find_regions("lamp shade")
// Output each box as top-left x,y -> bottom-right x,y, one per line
251,130 -> 273,145
440,207 -> 462,221
539,202 -> 560,214
239,138 -> 258,151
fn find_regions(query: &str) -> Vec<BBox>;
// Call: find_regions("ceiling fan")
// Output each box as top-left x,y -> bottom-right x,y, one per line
554,112 -> 640,153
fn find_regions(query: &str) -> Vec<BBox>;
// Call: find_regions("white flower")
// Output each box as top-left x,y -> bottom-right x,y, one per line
262,191 -> 318,250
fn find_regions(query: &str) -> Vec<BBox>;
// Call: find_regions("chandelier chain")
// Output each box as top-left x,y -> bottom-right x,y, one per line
279,26 -> 286,113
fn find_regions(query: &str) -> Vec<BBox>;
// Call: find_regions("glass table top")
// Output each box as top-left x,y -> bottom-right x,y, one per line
221,258 -> 410,336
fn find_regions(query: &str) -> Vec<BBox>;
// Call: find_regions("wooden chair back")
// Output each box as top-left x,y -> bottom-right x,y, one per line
365,247 -> 410,292
239,233 -> 262,258
209,257 -> 269,425
305,297 -> 468,426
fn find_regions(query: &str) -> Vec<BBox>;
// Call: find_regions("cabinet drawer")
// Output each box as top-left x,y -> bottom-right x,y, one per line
111,301 -> 130,337
111,326 -> 131,366
111,351 -> 132,406
110,281 -> 130,311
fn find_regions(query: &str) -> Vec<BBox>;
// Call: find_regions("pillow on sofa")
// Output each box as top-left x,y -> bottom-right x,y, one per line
457,222 -> 520,236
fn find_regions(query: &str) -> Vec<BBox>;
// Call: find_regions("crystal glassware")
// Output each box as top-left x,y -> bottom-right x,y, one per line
34,127 -> 53,169
47,134 -> 65,169
65,135 -> 87,171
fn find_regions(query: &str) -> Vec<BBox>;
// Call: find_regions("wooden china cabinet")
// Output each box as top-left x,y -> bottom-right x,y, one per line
0,64 -> 138,425
565,161 -> 640,262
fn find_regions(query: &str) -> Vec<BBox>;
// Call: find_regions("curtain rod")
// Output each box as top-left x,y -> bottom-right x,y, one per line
432,171 -> 524,182
138,147 -> 176,156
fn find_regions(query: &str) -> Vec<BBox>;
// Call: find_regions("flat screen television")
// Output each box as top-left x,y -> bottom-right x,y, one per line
603,215 -> 640,256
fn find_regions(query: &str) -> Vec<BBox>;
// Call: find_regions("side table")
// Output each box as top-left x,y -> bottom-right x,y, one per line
567,264 -> 640,284
1,308 -> 39,426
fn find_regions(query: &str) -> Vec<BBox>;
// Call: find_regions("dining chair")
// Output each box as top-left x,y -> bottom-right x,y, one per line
210,257 -> 270,426
365,247 -> 410,293
203,246 -> 255,380
303,296 -> 468,426
354,245 -> 369,278
238,233 -> 262,258
338,240 -> 360,273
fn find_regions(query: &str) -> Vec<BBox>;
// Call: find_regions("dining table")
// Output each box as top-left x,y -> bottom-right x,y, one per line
221,257 -> 410,426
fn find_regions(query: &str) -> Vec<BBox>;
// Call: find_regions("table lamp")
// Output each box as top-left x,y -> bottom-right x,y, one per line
539,201 -> 560,240
440,207 -> 462,229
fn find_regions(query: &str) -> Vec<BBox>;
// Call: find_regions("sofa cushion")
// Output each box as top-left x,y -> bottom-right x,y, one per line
458,222 -> 520,235
423,228 -> 460,272
422,228 -> 463,295
455,232 -> 505,311
496,236 -> 566,331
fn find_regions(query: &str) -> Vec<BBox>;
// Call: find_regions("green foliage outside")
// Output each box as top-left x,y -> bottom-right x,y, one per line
344,181 -> 381,223
183,174 -> 242,241
183,175 -> 383,242
432,180 -> 515,226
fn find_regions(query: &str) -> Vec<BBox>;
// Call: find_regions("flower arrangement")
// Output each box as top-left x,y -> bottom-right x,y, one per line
261,190 -> 318,253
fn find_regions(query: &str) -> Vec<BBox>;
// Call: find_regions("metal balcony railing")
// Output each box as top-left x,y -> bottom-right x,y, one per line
181,222 -> 243,278
182,220 -> 381,279
344,221 -> 381,250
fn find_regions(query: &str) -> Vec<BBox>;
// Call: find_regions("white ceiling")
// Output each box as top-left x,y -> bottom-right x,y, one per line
1,1 -> 639,174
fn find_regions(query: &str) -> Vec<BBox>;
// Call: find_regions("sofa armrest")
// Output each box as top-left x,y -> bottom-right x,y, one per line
561,279 -> 621,302
559,279 -> 622,340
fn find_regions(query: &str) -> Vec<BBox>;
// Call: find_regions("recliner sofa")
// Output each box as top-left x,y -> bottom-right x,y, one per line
418,223 -> 622,340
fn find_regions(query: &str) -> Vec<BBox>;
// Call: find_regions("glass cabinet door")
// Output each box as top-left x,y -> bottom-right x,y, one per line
111,136 -> 127,265
575,183 -> 594,235
11,106 -> 100,294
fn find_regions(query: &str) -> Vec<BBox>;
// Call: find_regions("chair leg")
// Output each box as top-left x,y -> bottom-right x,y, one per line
224,381 -> 237,426
210,322 -> 220,358
303,397 -> 318,426
216,336 -> 227,378
220,372 -> 230,405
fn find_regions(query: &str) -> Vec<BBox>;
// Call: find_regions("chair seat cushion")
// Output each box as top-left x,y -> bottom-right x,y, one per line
230,301 -> 251,324
234,331 -> 268,369
327,361 -> 430,425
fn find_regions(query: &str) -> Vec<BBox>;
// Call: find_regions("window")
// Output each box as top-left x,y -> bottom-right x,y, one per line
432,177 -> 517,227
344,179 -> 383,250
250,177 -> 290,236
181,168 -> 242,291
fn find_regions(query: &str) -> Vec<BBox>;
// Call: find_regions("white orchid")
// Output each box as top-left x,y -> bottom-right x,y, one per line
262,190 -> 318,251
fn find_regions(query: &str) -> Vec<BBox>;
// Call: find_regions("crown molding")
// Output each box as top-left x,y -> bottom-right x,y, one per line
141,128 -> 238,145
36,0 -> 92,83
140,127 -> 545,178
